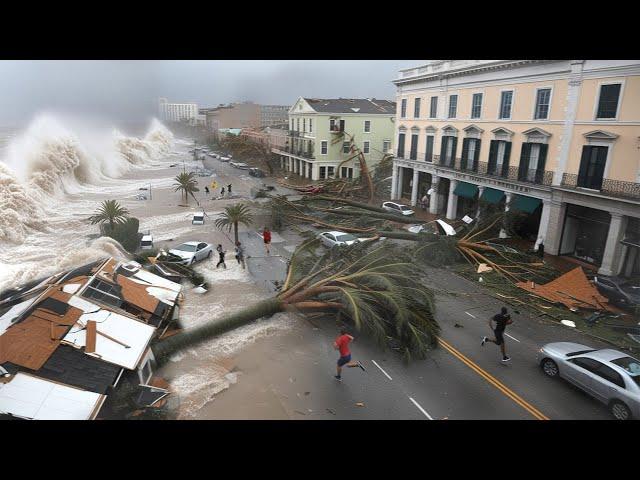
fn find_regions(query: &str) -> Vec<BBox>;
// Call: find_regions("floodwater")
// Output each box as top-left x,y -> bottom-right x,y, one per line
0,114 -> 295,419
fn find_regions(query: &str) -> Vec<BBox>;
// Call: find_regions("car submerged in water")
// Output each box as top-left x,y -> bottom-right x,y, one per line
168,241 -> 213,265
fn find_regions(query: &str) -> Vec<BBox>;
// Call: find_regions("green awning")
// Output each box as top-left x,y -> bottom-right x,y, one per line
480,187 -> 504,204
511,195 -> 542,214
453,181 -> 479,199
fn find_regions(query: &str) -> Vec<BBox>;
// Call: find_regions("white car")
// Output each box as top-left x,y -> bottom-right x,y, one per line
319,231 -> 360,248
219,156 -> 231,162
169,241 -> 213,265
140,235 -> 154,250
192,212 -> 205,225
382,201 -> 414,216
230,162 -> 250,170
407,219 -> 456,236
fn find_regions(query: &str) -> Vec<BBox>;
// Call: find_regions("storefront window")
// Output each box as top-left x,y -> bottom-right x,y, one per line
559,205 -> 611,266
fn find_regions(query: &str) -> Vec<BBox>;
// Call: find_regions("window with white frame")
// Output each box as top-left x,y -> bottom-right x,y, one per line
401,99 -> 407,118
596,83 -> 622,119
471,93 -> 483,119
499,91 -> 513,119
309,119 -> 313,133
330,119 -> 336,131
321,141 -> 328,155
364,120 -> 371,133
534,88 -> 551,120
343,141 -> 350,154
414,98 -> 421,118
448,95 -> 458,118
383,140 -> 391,153
496,141 -> 507,170
430,96 -> 438,118
291,118 -> 294,130
363,141 -> 370,154
297,118 -> 300,130
303,118 -> 306,132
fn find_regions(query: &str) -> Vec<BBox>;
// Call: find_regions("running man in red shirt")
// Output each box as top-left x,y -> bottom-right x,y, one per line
262,226 -> 272,255
333,328 -> 365,381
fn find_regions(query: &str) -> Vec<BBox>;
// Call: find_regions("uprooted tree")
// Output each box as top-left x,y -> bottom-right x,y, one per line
219,133 -> 277,174
152,240 -> 440,363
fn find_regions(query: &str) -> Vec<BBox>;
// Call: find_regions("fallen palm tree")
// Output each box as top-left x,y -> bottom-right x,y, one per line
152,241 -> 440,363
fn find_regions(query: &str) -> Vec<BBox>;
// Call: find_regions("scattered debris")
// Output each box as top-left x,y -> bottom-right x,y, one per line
192,285 -> 208,294
454,323 -> 464,328
294,410 -> 307,416
477,263 -> 493,274
561,320 -> 576,328
304,391 -> 310,396
355,402 -> 365,407
224,373 -> 238,384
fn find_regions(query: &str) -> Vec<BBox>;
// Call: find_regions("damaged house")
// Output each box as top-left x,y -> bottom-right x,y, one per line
0,258 -> 182,420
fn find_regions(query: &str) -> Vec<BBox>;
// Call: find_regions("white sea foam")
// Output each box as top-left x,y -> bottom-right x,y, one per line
0,115 -> 174,243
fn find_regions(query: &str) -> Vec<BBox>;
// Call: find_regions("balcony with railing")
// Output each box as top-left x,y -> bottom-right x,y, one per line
394,150 -> 553,187
561,173 -> 640,200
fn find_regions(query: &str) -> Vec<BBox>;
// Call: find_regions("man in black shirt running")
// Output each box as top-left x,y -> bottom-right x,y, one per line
481,307 -> 513,362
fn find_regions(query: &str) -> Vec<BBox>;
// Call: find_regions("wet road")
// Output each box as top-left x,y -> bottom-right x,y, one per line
200,152 -> 616,420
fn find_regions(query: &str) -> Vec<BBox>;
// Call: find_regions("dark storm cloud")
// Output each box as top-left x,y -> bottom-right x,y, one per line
0,60 -> 420,127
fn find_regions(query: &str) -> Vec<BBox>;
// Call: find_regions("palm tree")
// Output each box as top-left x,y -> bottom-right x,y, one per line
214,203 -> 254,244
173,172 -> 200,204
152,241 -> 439,363
88,200 -> 130,233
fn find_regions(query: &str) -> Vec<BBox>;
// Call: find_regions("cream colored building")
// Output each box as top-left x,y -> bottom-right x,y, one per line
391,60 -> 640,277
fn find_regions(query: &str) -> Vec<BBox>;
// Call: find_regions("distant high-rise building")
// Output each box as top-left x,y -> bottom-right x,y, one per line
158,98 -> 199,123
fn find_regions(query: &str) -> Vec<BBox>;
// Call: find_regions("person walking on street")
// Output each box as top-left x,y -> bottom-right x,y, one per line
262,226 -> 272,255
205,186 -> 210,196
421,194 -> 429,211
481,307 -> 513,362
216,244 -> 227,269
333,328 -> 365,381
235,241 -> 246,269
220,187 -> 225,198
227,184 -> 232,196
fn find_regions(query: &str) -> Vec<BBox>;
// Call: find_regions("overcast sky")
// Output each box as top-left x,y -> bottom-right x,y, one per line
0,60 -> 421,127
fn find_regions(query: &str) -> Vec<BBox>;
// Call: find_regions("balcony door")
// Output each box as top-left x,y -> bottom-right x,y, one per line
487,140 -> 511,177
439,136 -> 457,167
461,138 -> 480,172
578,145 -> 607,190
425,135 -> 434,162
397,133 -> 406,158
409,134 -> 419,160
518,142 -> 548,183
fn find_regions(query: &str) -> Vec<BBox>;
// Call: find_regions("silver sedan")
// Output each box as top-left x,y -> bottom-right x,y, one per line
318,231 -> 360,248
538,342 -> 640,420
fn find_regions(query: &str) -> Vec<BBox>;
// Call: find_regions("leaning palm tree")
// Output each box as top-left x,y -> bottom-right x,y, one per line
88,199 -> 130,233
173,172 -> 200,204
153,240 -> 439,363
214,203 -> 254,244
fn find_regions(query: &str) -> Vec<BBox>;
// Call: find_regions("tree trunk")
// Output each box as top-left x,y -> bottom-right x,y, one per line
326,209 -> 421,224
312,196 -> 389,213
234,221 -> 239,244
153,297 -> 284,360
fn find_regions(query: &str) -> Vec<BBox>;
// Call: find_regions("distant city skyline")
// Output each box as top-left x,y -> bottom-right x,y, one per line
0,60 -> 421,127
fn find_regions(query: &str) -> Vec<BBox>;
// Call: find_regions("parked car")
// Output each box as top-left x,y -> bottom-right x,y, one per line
249,168 -> 266,178
538,342 -> 640,420
140,235 -> 154,250
168,241 -> 213,265
192,212 -> 205,225
594,276 -> 640,310
406,219 -> 456,236
230,162 -> 250,170
219,156 -> 231,162
382,201 -> 414,216
319,231 -> 360,248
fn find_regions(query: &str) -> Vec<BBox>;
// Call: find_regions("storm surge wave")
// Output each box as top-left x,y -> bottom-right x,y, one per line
0,115 -> 174,242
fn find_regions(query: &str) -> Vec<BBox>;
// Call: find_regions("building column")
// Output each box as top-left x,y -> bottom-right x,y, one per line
476,186 -> 485,218
410,169 -> 419,206
391,164 -> 398,199
429,175 -> 441,214
534,199 -> 552,251
598,213 -> 627,276
544,200 -> 567,255
446,179 -> 459,220
396,167 -> 404,200
499,192 -> 514,238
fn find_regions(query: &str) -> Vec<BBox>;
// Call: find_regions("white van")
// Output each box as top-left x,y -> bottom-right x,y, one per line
140,235 -> 154,250
192,212 -> 205,225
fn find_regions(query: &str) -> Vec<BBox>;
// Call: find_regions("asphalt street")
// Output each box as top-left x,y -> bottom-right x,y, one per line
200,151 -> 616,420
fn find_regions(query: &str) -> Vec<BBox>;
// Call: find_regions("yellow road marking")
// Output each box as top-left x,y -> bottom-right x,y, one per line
438,337 -> 549,420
